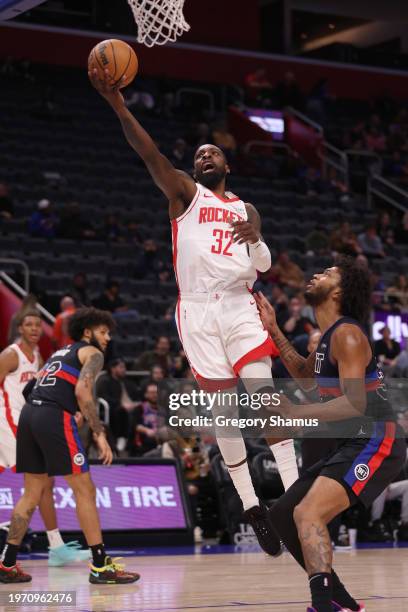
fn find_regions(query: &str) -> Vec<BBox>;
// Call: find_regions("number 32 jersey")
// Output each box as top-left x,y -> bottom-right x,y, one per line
30,341 -> 87,415
171,183 -> 257,294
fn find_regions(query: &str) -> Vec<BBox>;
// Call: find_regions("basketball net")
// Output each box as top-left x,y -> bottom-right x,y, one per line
127,0 -> 190,47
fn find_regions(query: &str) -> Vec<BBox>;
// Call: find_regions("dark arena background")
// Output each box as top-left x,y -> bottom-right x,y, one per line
0,1 -> 407,610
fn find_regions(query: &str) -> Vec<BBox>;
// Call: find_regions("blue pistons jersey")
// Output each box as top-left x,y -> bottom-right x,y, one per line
314,317 -> 394,432
30,341 -> 88,415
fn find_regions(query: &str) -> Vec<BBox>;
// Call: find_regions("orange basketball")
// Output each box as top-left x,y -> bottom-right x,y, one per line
88,39 -> 138,88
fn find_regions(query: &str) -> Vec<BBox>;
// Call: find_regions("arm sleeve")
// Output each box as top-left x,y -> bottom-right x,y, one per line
248,239 -> 271,273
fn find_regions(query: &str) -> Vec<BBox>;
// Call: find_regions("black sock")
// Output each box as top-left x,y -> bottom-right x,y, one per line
332,571 -> 360,611
309,572 -> 332,612
1,543 -> 19,568
90,544 -> 106,568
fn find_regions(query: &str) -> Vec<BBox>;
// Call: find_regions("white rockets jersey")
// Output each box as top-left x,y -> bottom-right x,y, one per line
171,183 -> 257,294
0,343 -> 40,422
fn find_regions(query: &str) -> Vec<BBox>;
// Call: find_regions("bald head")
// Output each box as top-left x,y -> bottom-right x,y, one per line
61,296 -> 74,311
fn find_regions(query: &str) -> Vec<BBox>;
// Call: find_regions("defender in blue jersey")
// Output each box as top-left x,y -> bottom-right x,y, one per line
0,308 -> 140,586
255,257 -> 406,612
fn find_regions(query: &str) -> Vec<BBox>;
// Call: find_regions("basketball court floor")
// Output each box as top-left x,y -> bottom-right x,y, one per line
2,545 -> 408,612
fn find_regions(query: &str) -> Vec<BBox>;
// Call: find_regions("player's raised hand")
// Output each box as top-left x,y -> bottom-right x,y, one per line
254,291 -> 277,332
94,432 -> 113,465
88,68 -> 125,107
230,220 -> 259,245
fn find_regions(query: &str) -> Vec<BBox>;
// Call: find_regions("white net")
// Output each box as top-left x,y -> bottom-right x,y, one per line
127,0 -> 190,47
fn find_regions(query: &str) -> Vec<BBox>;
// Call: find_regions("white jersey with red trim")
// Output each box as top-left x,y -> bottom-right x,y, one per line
0,343 -> 40,423
171,183 -> 257,294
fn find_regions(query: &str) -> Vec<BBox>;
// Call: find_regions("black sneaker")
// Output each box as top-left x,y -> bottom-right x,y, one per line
242,505 -> 283,557
397,522 -> 408,541
89,556 -> 140,584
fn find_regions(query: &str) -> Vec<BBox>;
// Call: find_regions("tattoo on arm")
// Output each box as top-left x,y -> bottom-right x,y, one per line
7,507 -> 36,544
79,352 -> 104,390
81,399 -> 104,435
78,352 -> 104,435
270,327 -> 315,379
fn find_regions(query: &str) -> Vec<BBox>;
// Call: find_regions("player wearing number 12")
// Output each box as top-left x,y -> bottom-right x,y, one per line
89,67 -> 301,557
0,308 -> 139,584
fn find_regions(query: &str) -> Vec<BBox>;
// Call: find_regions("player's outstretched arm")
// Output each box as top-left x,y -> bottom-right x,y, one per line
0,347 -> 18,385
76,346 -> 113,465
255,292 -> 316,390
88,68 -> 196,214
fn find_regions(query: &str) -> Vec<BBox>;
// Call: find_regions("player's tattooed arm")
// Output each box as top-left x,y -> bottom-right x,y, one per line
75,350 -> 104,435
254,292 -> 316,389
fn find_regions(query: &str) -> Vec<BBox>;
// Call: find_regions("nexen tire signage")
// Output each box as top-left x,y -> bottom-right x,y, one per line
0,464 -> 187,530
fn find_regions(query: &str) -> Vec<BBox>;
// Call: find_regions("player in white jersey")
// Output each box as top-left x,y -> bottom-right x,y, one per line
91,69 -> 300,555
0,310 -> 89,567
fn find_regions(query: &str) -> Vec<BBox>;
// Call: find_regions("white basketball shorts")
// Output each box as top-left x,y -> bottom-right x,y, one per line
175,287 -> 278,390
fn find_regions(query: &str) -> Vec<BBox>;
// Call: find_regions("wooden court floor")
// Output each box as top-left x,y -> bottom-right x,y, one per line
0,548 -> 407,612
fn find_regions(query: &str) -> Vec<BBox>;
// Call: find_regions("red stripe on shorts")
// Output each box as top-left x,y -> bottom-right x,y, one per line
352,421 -> 396,496
63,411 -> 81,474
233,336 -> 280,375
1,383 -> 17,437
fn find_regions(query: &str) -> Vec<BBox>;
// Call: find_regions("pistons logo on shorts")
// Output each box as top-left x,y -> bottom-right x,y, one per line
73,453 -> 85,466
354,463 -> 370,481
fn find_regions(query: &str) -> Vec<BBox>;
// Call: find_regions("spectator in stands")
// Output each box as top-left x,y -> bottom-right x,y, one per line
305,224 -> 330,256
374,325 -> 401,370
370,270 -> 387,309
125,87 -> 155,112
0,182 -> 14,220
172,352 -> 190,378
96,357 -> 139,451
395,210 -> 408,244
124,219 -> 143,245
329,221 -> 362,257
368,477 -> 408,542
297,167 -> 326,196
364,126 -> 387,152
127,383 -> 160,456
376,211 -> 395,253
134,238 -> 161,279
385,274 -> 408,311
104,213 -> 124,242
212,122 -> 237,163
277,296 -> 314,343
92,280 -> 129,315
170,138 -> 189,169
188,122 -> 211,148
274,71 -> 303,110
70,272 -> 91,307
244,67 -> 273,105
394,340 -> 408,377
59,201 -> 96,240
357,224 -> 386,259
28,199 -> 59,239
272,251 -> 305,291
136,335 -> 173,374
52,295 -> 76,349
162,425 -> 211,542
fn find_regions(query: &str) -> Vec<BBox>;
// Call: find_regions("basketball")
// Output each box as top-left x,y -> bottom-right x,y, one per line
88,39 -> 138,88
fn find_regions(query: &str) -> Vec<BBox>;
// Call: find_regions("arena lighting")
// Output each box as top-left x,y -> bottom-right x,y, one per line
0,0 -> 47,20
245,109 -> 285,141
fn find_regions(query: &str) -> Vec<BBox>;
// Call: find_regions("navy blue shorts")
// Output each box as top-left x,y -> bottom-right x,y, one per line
16,402 -> 89,477
305,421 -> 407,508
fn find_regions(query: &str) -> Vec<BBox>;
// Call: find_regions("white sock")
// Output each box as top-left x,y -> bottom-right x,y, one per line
47,529 -> 64,549
270,439 -> 299,490
217,436 -> 259,511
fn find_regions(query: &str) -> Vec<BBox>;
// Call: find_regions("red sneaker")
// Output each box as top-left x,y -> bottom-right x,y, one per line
0,562 -> 32,583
